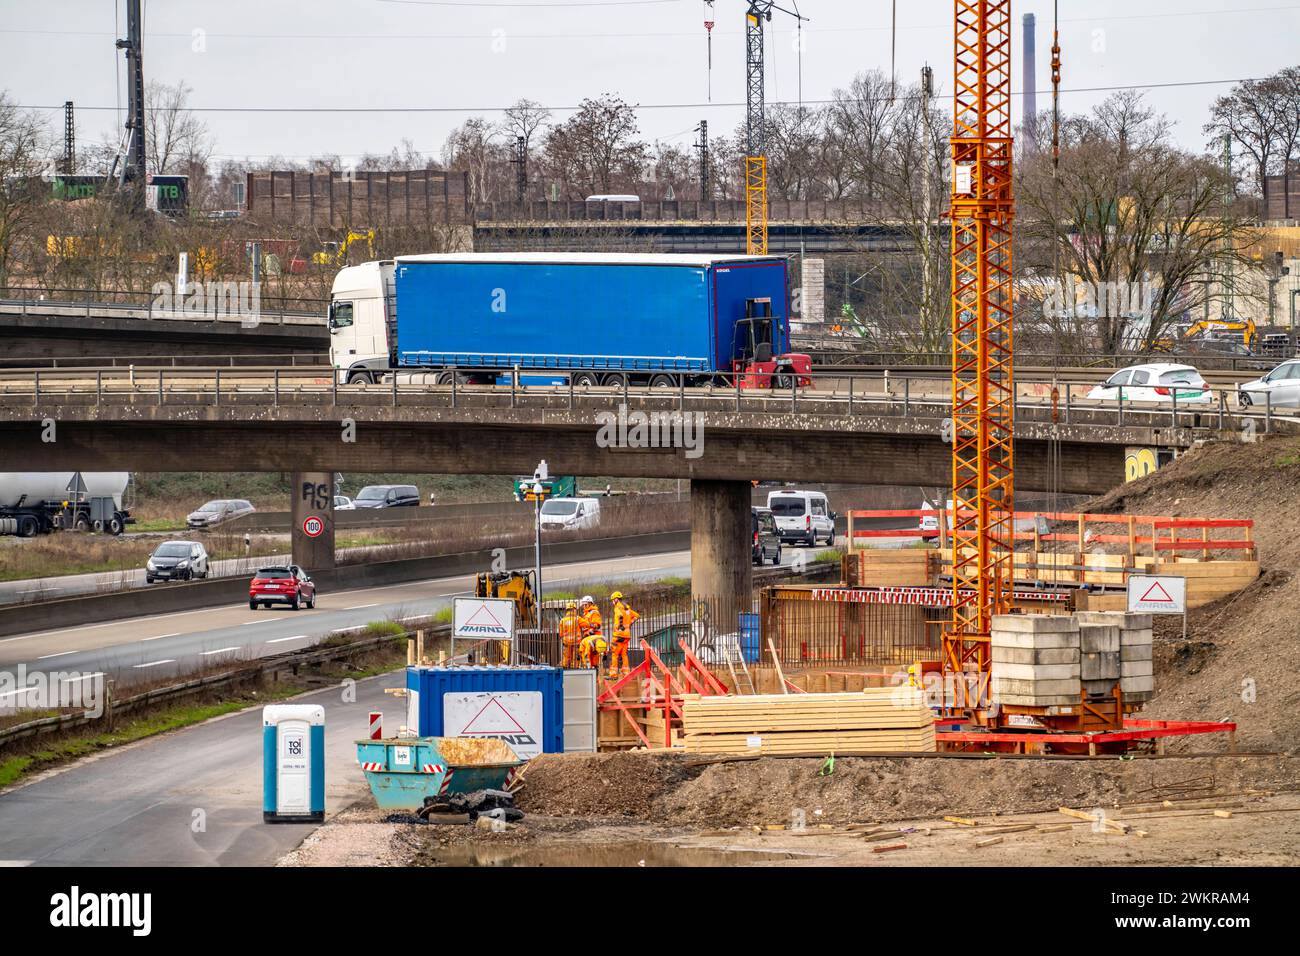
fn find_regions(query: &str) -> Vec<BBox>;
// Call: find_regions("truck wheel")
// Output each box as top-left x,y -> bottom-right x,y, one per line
435,370 -> 455,385
93,519 -> 104,533
108,516 -> 124,535
602,372 -> 627,389
774,368 -> 794,389
16,516 -> 39,538
348,370 -> 374,386
573,372 -> 598,387
649,374 -> 676,389
74,515 -> 90,533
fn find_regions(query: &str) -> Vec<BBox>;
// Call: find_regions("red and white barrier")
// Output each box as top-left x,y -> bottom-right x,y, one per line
368,711 -> 383,740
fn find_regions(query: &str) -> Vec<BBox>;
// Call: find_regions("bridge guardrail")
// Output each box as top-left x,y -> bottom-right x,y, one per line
0,364 -> 1296,437
0,288 -> 326,326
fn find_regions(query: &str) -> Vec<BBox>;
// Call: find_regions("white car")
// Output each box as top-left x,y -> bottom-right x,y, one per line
1238,359 -> 1300,408
539,497 -> 601,531
333,495 -> 356,510
1086,363 -> 1212,405
767,490 -> 836,547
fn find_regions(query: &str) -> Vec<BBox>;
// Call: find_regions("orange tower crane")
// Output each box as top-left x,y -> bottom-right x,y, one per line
944,0 -> 1016,717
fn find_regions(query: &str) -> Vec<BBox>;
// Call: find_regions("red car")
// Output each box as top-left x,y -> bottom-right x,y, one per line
249,565 -> 316,610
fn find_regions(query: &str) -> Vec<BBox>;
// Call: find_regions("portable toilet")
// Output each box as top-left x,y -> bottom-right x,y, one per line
262,704 -> 325,823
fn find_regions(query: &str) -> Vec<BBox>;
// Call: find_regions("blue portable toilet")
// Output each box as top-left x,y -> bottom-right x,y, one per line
738,613 -> 761,664
263,704 -> 325,823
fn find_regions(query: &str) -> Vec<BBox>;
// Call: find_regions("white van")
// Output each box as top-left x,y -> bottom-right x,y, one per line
539,496 -> 602,531
766,490 -> 835,547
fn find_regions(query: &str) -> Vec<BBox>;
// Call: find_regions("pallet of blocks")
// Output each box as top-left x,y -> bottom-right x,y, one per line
681,688 -> 936,755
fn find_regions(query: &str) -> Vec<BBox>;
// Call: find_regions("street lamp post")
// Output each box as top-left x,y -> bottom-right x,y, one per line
532,480 -> 544,635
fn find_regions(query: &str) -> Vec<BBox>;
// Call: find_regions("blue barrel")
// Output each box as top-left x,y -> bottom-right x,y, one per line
406,666 -> 564,757
739,612 -> 761,664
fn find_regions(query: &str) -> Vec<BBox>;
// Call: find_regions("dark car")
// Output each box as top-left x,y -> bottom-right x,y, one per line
249,565 -> 316,610
752,507 -> 782,566
352,484 -> 420,509
145,540 -> 209,583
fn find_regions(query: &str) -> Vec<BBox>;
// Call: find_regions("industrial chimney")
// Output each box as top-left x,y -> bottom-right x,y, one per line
1023,12 -> 1038,148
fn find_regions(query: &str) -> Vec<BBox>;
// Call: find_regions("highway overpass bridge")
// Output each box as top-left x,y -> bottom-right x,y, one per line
0,297 -> 328,364
5,368 -> 1291,610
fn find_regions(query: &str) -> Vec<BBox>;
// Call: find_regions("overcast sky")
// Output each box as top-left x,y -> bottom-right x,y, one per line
3,0 -> 1299,166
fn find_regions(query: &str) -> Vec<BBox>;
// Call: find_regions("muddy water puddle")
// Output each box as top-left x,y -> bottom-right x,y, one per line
426,840 -> 817,867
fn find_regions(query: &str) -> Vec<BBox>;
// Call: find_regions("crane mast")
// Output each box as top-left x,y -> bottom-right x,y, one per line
741,1 -> 806,255
945,0 -> 1016,716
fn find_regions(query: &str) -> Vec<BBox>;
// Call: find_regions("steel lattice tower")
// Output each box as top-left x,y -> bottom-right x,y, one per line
744,3 -> 768,254
945,0 -> 1016,714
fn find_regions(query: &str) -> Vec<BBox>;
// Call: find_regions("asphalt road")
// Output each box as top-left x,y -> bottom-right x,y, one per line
0,542 -> 812,866
0,673 -> 390,866
0,548 -> 702,699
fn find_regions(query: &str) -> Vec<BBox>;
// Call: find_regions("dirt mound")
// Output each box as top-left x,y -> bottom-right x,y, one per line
517,751 -> 689,818
1086,434 -> 1300,751
519,751 -> 1300,827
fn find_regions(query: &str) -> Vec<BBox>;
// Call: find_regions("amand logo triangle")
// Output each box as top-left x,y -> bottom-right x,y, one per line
1139,581 -> 1175,603
459,696 -> 527,735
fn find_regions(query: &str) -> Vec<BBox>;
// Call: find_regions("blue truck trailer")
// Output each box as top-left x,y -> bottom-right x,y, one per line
327,252 -> 810,388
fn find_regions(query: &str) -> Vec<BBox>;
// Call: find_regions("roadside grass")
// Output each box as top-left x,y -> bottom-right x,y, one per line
0,619 -> 421,789
813,549 -> 844,563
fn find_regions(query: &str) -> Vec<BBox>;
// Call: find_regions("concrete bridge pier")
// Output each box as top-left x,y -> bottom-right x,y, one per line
690,479 -> 753,641
290,472 -> 336,572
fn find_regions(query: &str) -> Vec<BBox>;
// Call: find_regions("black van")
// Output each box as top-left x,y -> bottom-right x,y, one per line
353,484 -> 420,508
752,507 -> 782,565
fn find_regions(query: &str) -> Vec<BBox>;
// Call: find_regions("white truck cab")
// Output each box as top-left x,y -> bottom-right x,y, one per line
328,260 -> 394,385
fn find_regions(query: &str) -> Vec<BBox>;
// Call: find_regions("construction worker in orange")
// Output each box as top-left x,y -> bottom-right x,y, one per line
559,600 -> 583,668
578,594 -> 607,669
608,590 -> 640,678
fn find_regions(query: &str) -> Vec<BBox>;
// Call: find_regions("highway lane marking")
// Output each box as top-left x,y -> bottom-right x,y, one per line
132,659 -> 175,669
36,650 -> 76,660
140,632 -> 179,642
16,588 -> 60,594
61,672 -> 104,683
0,604 -> 249,642
200,647 -> 240,656
346,603 -> 377,610
265,635 -> 309,644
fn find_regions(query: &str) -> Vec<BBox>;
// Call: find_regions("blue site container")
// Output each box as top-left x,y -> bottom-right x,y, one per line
406,666 -> 565,758
739,613 -> 761,664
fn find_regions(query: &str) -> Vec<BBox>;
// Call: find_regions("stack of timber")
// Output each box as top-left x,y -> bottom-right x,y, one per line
682,688 -> 936,755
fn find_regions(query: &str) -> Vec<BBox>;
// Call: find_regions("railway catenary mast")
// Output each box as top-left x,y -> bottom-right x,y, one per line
944,0 -> 1016,717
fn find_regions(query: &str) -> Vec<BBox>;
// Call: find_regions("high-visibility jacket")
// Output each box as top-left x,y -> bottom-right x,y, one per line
612,600 -> 640,640
559,612 -> 582,643
580,605 -> 603,636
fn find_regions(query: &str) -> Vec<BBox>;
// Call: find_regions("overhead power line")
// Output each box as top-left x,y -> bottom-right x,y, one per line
14,76 -> 1269,116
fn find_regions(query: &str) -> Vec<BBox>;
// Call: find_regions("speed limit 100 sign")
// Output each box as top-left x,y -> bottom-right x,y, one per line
302,515 -> 325,538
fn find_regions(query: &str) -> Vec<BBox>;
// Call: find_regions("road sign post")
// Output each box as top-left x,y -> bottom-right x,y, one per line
1127,573 -> 1188,639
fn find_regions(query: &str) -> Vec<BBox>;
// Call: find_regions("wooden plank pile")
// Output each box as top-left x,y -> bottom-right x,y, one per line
681,688 -> 936,755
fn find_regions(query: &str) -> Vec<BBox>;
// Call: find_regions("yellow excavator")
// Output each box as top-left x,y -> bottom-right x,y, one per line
1183,317 -> 1258,350
311,228 -> 376,266
474,569 -> 538,664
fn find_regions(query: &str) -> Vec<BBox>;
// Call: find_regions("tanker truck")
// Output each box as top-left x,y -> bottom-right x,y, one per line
0,472 -> 132,537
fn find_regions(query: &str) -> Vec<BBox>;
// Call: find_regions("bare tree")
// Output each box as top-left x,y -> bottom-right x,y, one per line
1205,76 -> 1286,198
146,80 -> 212,175
540,94 -> 647,199
0,92 -> 52,291
442,117 -> 508,202
1022,92 -> 1259,353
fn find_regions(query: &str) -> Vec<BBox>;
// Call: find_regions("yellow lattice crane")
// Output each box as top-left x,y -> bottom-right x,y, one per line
739,1 -> 807,255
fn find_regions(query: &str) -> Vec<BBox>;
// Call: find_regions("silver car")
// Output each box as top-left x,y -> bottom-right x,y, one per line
1239,359 -> 1300,408
187,498 -> 255,529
